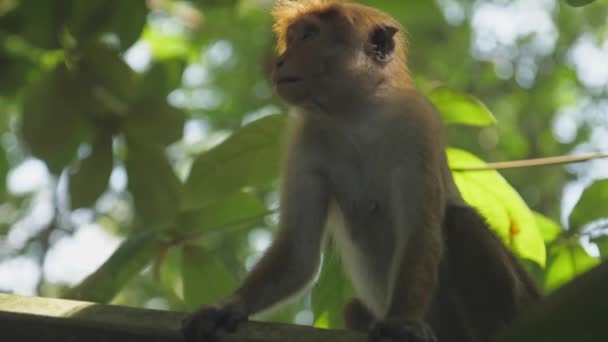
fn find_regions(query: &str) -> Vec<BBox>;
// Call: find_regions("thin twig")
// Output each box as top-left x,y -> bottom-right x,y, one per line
452,152 -> 608,172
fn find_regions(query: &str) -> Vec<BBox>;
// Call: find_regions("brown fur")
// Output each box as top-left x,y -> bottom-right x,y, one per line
272,0 -> 412,91
342,205 -> 541,341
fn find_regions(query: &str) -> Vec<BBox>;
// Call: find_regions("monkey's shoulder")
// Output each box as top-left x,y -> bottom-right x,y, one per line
394,90 -> 444,129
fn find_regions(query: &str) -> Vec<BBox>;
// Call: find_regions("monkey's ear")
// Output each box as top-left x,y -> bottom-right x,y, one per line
368,25 -> 398,64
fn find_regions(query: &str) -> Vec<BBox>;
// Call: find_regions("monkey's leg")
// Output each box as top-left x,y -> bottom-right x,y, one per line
369,233 -> 441,342
369,166 -> 444,342
343,298 -> 375,331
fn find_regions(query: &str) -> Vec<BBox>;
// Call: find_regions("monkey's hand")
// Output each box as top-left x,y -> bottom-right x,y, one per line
369,319 -> 437,342
181,301 -> 248,342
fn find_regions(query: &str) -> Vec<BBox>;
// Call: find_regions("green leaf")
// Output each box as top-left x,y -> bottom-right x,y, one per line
21,65 -> 91,173
312,247 -> 353,329
569,179 -> 608,231
7,0 -> 70,49
182,114 -> 287,210
70,0 -> 147,50
182,245 -> 237,309
70,0 -> 113,42
0,54 -> 34,97
565,0 -> 597,7
69,132 -> 114,209
0,147 -> 8,197
124,100 -> 186,147
107,1 -> 148,50
126,141 -> 182,226
544,241 -> 599,290
79,44 -> 136,109
142,26 -> 192,60
137,59 -> 187,100
534,212 -> 563,244
448,148 -> 546,266
427,87 -> 496,127
177,193 -> 267,234
156,244 -> 184,300
591,235 -> 608,260
64,228 -> 162,302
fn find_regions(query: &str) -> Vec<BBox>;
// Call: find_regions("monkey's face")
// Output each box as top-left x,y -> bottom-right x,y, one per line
272,15 -> 340,107
272,13 -> 400,112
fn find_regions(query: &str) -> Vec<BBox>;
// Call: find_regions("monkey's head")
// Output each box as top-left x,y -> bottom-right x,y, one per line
271,0 -> 412,112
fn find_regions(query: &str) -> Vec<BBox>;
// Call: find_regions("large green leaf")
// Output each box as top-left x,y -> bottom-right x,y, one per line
70,0 -> 114,42
0,54 -> 34,97
312,247 -> 353,329
79,44 -> 136,110
5,0 -> 71,49
534,212 -> 563,244
106,1 -> 148,50
569,179 -> 608,232
156,244 -> 184,302
544,240 -> 599,290
448,148 -> 545,266
182,114 -> 286,210
182,245 -> 237,309
68,131 -> 114,209
141,26 -> 192,60
21,65 -> 91,173
123,100 -> 186,147
70,0 -> 147,50
126,141 -> 182,226
592,235 -> 608,260
64,228 -> 162,303
136,59 -> 187,101
427,87 -> 496,127
177,193 -> 267,234
565,0 -> 597,7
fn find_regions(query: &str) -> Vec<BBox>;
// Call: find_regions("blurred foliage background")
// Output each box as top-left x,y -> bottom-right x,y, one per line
0,0 -> 607,330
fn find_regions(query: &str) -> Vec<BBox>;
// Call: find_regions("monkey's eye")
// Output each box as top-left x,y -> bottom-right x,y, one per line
301,24 -> 320,41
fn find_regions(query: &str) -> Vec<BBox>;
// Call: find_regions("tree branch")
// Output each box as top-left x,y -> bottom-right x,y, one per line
496,260 -> 608,342
0,294 -> 366,342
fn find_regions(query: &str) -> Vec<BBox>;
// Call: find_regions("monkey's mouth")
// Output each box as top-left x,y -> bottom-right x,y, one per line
277,76 -> 303,85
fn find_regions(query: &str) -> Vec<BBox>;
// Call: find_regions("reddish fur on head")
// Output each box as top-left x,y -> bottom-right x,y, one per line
272,0 -> 343,54
272,0 -> 411,84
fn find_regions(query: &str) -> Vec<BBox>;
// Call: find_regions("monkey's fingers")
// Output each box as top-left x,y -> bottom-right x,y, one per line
181,308 -> 228,342
222,311 -> 247,333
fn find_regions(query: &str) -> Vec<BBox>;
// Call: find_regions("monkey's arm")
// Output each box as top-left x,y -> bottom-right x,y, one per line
232,166 -> 330,314
182,160 -> 329,341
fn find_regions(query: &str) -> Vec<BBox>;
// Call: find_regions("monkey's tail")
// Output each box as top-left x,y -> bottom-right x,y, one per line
442,205 -> 541,339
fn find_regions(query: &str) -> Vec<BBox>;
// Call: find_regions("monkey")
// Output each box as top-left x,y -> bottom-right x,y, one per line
181,1 -> 541,341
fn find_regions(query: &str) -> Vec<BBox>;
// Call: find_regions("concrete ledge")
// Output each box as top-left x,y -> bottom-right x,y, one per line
0,294 -> 366,342
3,259 -> 608,342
